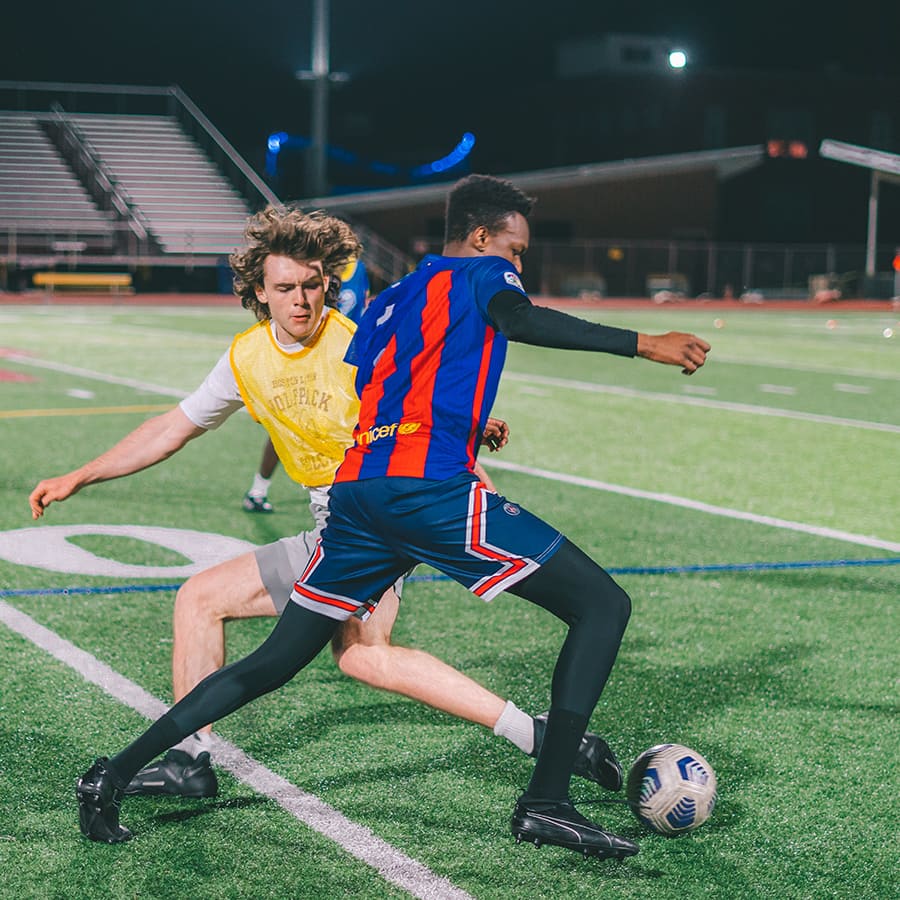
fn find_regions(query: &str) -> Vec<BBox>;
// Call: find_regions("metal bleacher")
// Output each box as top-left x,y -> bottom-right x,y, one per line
67,113 -> 250,255
0,81 -> 414,288
0,112 -> 116,257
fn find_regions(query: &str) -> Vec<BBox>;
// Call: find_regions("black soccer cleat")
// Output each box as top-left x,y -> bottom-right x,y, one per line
242,492 -> 274,513
76,758 -> 132,843
124,749 -> 218,798
532,712 -> 623,792
511,796 -> 638,859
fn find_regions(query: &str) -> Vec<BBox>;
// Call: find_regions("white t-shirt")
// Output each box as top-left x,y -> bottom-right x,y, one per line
179,322 -> 305,431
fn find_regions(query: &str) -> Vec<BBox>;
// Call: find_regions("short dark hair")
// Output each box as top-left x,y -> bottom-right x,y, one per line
444,174 -> 535,244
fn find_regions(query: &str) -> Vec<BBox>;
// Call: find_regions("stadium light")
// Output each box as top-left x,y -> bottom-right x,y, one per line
668,49 -> 687,70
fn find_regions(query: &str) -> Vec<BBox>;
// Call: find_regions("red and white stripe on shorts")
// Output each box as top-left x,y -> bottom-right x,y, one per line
465,481 -> 540,601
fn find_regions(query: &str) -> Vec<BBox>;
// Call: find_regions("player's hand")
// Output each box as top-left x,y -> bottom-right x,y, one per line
28,475 -> 81,519
637,331 -> 711,375
482,416 -> 510,452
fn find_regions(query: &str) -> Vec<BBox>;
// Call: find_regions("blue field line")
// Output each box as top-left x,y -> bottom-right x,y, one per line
0,583 -> 183,598
1,556 -> 898,599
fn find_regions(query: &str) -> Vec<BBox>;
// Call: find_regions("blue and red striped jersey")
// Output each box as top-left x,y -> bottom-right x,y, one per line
335,254 -> 527,482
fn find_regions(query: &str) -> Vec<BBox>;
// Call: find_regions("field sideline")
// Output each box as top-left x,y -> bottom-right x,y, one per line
0,302 -> 897,899
1,290 -> 897,311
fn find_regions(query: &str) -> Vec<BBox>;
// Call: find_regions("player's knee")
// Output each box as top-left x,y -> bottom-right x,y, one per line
335,641 -> 391,687
607,582 -> 632,631
581,578 -> 631,636
174,578 -> 222,626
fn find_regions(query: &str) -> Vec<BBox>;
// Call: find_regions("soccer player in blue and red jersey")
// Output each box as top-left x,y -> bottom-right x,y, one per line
77,175 -> 709,859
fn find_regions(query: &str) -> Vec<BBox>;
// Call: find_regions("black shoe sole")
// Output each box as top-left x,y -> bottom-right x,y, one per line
512,828 -> 637,859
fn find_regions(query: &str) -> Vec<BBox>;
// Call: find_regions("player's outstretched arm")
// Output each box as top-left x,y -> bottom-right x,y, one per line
636,331 -> 710,375
29,407 -> 206,519
488,292 -> 710,376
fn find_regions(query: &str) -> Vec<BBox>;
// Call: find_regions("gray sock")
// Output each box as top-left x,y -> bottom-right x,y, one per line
493,701 -> 535,755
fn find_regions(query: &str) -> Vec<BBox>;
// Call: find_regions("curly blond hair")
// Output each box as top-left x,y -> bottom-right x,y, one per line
230,206 -> 363,321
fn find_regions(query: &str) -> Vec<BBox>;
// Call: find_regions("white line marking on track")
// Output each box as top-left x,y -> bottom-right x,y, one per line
0,599 -> 474,900
502,371 -> 900,433
482,459 -> 900,553
759,384 -> 797,395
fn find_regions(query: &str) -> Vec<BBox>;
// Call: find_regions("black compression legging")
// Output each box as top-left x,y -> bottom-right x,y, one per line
110,538 -> 629,792
510,538 -> 631,715
509,538 -> 632,800
109,602 -> 340,785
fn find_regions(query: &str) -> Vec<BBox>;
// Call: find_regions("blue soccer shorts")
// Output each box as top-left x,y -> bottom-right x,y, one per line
290,472 -> 564,621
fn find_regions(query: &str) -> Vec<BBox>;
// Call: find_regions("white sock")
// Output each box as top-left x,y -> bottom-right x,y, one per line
173,731 -> 214,760
493,701 -> 535,755
249,473 -> 272,498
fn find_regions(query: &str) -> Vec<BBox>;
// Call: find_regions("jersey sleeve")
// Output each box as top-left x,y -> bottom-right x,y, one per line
179,350 -> 245,430
488,291 -> 638,356
469,257 -> 528,324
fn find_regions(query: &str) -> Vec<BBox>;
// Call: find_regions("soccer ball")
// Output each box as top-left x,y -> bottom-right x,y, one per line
626,743 -> 717,836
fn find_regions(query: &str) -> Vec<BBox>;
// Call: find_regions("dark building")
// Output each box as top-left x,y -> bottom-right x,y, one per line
300,33 -> 900,247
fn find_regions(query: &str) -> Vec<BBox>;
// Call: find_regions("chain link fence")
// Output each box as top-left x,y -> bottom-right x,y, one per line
522,239 -> 899,300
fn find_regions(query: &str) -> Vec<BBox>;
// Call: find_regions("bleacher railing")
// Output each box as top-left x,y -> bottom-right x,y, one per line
44,103 -> 153,255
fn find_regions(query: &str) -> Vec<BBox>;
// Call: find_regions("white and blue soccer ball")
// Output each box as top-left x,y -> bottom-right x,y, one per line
626,743 -> 717,836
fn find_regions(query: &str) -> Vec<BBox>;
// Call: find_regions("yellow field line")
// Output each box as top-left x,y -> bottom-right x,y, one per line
0,404 -> 172,420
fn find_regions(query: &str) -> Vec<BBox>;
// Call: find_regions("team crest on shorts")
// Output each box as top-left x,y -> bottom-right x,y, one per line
503,502 -> 521,516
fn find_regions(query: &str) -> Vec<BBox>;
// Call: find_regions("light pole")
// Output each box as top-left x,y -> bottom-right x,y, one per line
295,0 -> 348,197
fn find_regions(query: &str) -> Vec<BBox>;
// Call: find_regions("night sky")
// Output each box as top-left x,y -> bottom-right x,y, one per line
2,1 -> 899,192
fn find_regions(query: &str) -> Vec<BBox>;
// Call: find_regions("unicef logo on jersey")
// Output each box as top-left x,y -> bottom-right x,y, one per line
503,502 -> 521,516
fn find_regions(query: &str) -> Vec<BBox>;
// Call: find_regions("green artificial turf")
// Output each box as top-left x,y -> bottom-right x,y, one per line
0,304 -> 897,899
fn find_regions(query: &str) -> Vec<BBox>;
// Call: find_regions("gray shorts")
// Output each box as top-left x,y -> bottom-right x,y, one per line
254,486 -> 404,614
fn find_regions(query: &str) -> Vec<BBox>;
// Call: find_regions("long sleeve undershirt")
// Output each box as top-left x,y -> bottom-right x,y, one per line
487,290 -> 638,357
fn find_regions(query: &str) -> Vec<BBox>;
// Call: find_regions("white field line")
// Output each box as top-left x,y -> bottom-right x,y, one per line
707,355 -> 900,382
502,371 -> 900,433
4,353 -> 190,398
482,459 -> 900,553
8,353 -> 897,433
759,384 -> 798,395
0,598 -> 474,900
834,383 -> 873,394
